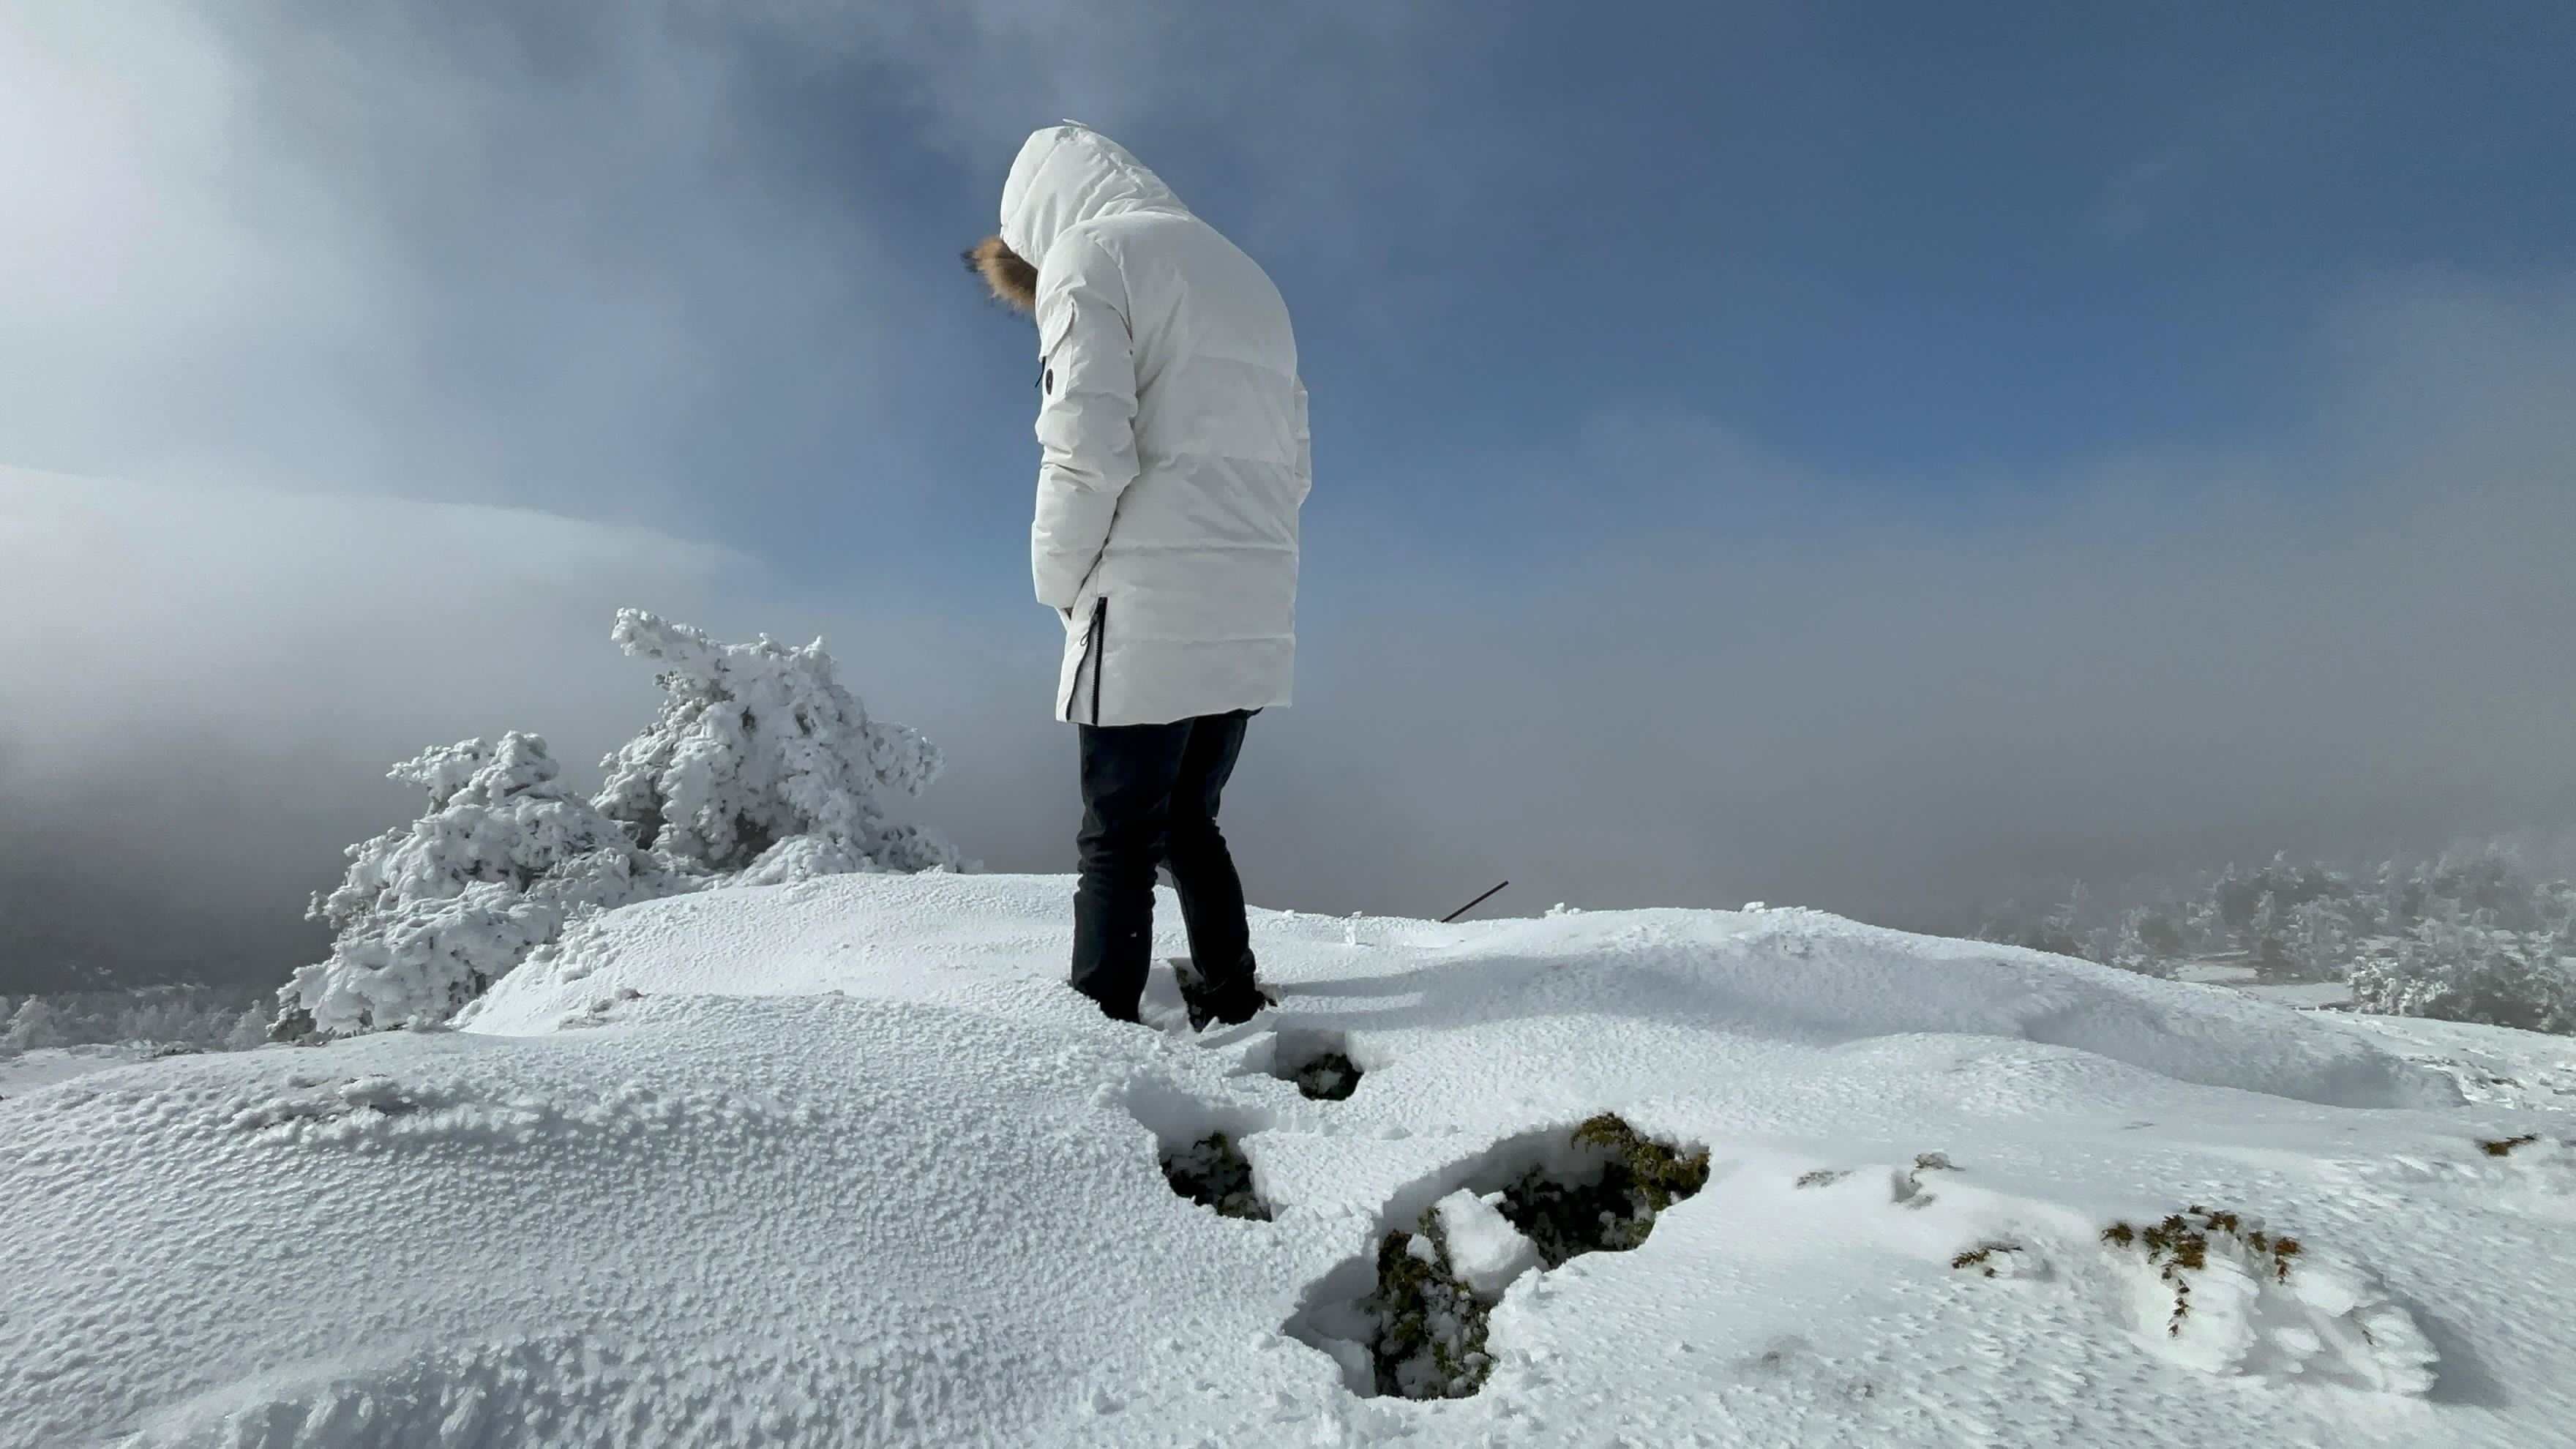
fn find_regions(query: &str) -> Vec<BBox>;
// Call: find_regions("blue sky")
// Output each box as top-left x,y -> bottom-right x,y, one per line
721,2 -> 2576,577
19,2 -> 2565,585
3,2 -> 2574,984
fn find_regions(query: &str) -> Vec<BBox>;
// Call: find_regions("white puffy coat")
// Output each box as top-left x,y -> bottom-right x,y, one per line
998,124 -> 1309,727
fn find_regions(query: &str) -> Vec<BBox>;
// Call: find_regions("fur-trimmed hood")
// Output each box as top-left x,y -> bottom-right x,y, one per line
967,236 -> 1038,312
967,123 -> 1187,313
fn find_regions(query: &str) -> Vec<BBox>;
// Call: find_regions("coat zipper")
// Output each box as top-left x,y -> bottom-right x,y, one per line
1065,596 -> 1108,723
1087,596 -> 1107,725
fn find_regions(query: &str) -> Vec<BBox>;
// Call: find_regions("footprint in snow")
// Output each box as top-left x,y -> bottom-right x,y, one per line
1112,1074 -> 1279,1221
1285,1112 -> 1714,1401
1242,1027 -> 1367,1102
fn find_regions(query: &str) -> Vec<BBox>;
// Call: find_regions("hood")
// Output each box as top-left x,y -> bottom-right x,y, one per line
998,123 -> 1188,270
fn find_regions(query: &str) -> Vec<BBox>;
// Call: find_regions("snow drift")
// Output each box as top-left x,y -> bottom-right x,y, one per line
6,875 -> 2569,1448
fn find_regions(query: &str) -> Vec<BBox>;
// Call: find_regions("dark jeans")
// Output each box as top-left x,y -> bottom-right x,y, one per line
1071,710 -> 1257,1020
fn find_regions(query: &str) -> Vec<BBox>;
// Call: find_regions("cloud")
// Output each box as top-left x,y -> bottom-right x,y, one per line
4,7 -> 2571,989
0,466 -> 738,992
6,267 -> 2572,990
0,0 -> 1478,990
2093,62 -> 2353,237
0,1 -> 1469,534
1225,269 -> 2576,927
752,272 -> 2576,936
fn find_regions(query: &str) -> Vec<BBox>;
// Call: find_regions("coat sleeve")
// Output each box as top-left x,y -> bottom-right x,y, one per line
1029,231 -> 1139,611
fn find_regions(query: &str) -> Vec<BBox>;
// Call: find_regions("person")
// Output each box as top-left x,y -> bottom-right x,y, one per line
967,123 -> 1310,1028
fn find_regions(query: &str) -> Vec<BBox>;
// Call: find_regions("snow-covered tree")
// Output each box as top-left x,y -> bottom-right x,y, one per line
2348,916 -> 2575,1034
0,988 -> 267,1055
2103,907 -> 2176,978
2183,893 -> 2228,956
2,997 -> 68,1052
2244,890 -> 2290,973
1966,839 -> 2576,1033
2428,845 -> 2536,929
594,610 -> 960,883
277,733 -> 679,1036
276,613 -> 964,1038
2371,861 -> 2414,937
2130,905 -> 2189,959
2277,897 -> 2349,984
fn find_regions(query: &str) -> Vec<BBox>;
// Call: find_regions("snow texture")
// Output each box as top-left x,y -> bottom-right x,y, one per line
7,874 -> 2572,1447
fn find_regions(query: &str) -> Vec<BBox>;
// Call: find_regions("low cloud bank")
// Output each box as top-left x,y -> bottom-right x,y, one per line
0,468 -> 732,991
8,269 -> 2575,986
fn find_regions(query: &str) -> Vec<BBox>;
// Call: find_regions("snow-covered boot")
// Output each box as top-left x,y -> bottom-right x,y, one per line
1175,954 -> 1275,1031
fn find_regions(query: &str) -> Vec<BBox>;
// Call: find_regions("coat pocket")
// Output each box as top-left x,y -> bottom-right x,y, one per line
1037,305 -> 1078,397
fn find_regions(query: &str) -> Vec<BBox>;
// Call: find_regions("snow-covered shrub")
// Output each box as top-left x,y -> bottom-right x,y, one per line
94,988 -> 268,1052
277,614 -> 964,1037
596,610 -> 959,880
0,987 -> 268,1055
1366,1208 -> 1494,1399
1,997 -> 68,1052
2095,1207 -> 2435,1393
1975,840 -> 2576,1016
278,733 -> 683,1036
2348,917 -> 2575,1035
2277,897 -> 2351,984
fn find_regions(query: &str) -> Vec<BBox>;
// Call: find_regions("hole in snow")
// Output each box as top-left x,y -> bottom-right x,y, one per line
1291,1050 -> 1363,1102
1287,1112 -> 1712,1400
1266,1028 -> 1364,1101
1116,1078 -> 1276,1221
1161,1132 -> 1271,1221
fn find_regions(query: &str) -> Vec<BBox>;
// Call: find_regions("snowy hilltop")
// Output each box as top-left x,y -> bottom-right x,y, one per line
6,872 -> 2575,1447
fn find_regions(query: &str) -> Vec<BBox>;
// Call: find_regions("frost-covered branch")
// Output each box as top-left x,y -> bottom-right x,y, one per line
596,610 -> 959,881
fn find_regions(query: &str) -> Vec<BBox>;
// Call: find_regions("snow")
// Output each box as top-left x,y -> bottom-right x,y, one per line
0,1043 -> 157,1098
1429,1190 -> 1545,1300
2177,959 -> 2359,1011
7,873 -> 2575,1446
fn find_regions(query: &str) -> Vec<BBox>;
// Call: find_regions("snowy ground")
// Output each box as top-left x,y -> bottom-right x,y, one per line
6,874 -> 2574,1448
0,1043 -> 162,1098
2175,959 -> 2357,1011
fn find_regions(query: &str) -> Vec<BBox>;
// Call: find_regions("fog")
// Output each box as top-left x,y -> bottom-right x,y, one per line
12,275 -> 2571,992
4,4 -> 2572,993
